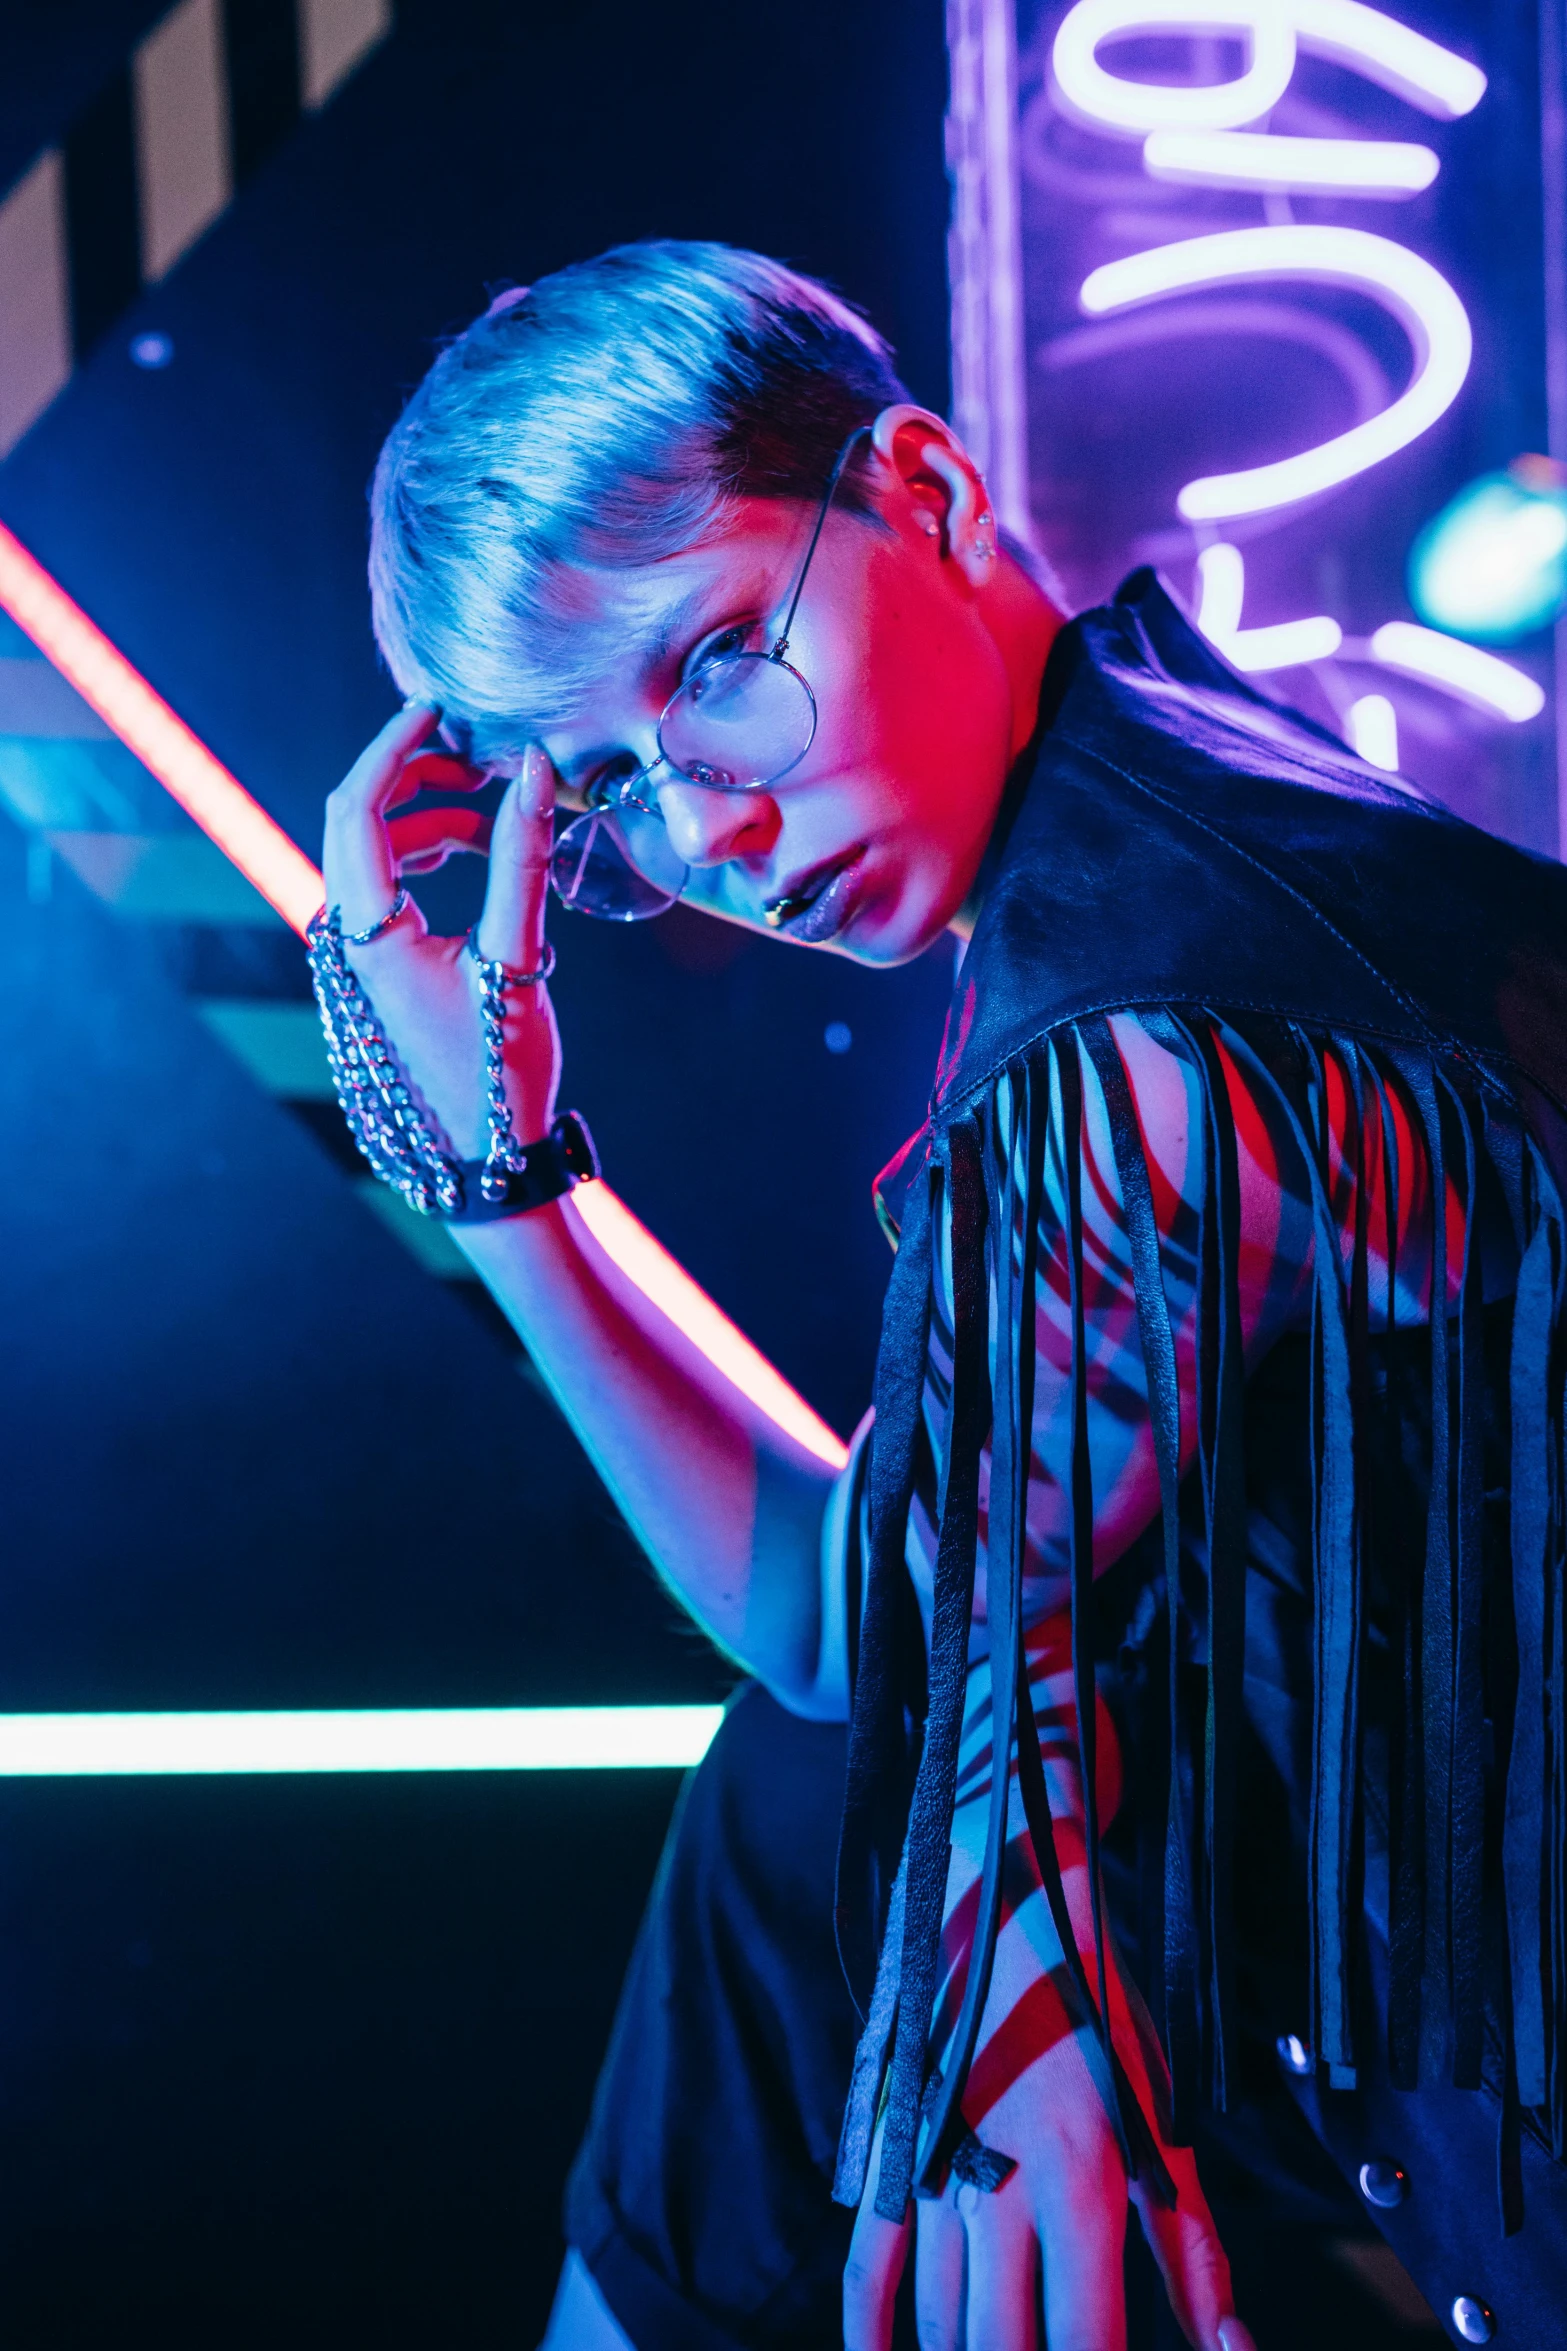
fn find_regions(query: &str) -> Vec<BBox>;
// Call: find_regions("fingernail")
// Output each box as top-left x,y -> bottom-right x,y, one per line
1218,2320 -> 1257,2351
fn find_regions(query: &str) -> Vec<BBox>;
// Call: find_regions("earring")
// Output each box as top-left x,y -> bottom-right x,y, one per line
917,511 -> 940,537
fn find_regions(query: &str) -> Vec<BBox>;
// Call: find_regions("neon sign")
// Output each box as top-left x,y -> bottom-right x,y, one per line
1080,224 -> 1473,518
948,0 -> 1554,833
1050,2 -> 1486,132
1143,127 -> 1439,193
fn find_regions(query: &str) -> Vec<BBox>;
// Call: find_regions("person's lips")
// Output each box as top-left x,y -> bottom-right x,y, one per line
762,848 -> 866,944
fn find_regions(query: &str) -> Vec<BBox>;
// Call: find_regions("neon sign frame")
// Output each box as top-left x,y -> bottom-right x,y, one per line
948,0 -> 1556,832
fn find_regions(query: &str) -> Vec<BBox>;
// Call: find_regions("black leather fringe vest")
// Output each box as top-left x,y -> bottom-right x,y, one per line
836,569 -> 1567,2225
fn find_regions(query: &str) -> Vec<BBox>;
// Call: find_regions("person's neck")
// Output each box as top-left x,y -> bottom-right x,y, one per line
948,553 -> 1066,943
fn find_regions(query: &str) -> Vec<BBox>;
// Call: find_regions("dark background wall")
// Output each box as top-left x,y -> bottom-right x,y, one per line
0,5 -> 953,2343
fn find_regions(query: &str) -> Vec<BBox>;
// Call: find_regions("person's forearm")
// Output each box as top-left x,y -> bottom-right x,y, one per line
935,1612 -> 1120,2081
455,1198 -> 843,1710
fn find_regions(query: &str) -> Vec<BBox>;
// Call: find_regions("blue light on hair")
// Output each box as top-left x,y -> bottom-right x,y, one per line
368,241 -> 909,769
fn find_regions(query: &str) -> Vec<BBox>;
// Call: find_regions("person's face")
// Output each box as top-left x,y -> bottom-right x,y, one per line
538,412 -> 1056,965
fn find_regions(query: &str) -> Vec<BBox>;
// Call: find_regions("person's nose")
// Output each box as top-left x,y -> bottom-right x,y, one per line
657,778 -> 782,868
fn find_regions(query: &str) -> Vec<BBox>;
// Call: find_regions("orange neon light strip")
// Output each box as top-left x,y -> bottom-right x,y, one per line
0,521 -> 324,931
569,1183 -> 847,1463
0,518 -> 848,1470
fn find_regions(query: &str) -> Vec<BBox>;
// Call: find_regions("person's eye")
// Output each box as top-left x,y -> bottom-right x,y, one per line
584,752 -> 642,809
682,619 -> 759,681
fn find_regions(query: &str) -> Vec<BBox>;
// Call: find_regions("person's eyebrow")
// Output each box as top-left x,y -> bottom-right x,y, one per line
640,584 -> 715,674
549,564 -> 781,786
638,570 -> 772,676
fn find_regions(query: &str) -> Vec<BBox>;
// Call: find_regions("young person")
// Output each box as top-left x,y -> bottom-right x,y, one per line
315,242 -> 1567,2349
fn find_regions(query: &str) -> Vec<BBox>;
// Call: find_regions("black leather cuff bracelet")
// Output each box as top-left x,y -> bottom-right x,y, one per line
443,1110 -> 601,1225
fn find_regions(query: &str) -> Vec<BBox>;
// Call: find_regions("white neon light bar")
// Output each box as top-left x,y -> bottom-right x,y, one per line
1081,227 -> 1472,520
1347,692 -> 1400,770
0,521 -> 849,1471
0,1707 -> 725,1776
0,521 -> 323,932
1143,129 -> 1438,196
1195,542 -> 1342,670
1052,2 -> 1484,137
1368,622 -> 1546,720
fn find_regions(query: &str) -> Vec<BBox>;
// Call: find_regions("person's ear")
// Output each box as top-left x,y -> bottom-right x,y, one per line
868,404 -> 997,587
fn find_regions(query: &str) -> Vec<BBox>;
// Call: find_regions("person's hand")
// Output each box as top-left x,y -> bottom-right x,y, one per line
320,703 -> 561,1160
843,1935 -> 1249,2351
842,1625 -> 1254,2351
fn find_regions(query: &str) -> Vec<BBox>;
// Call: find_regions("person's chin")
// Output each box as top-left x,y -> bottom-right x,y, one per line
820,884 -> 946,968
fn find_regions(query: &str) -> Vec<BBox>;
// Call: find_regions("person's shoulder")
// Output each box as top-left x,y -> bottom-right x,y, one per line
1056,567 -> 1449,828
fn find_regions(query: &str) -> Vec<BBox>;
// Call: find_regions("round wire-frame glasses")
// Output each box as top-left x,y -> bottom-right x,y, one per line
548,425 -> 871,922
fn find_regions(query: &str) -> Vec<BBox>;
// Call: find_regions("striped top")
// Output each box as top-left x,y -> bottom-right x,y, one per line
900,1007 -> 1457,1650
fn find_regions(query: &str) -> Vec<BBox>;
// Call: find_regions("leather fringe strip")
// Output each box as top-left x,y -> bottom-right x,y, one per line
835,1008 -> 1566,2222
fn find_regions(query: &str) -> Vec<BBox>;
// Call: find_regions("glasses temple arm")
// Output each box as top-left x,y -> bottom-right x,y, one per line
771,424 -> 873,657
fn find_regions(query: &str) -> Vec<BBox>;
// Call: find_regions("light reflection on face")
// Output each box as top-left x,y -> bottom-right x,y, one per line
539,477 -> 1049,966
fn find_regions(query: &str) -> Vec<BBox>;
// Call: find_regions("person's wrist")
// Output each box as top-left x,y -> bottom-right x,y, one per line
442,1108 -> 599,1225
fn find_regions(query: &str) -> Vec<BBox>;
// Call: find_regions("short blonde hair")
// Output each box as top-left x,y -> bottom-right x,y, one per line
368,240 -> 908,769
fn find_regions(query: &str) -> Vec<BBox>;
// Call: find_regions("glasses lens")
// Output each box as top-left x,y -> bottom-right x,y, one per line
549,806 -> 689,922
658,653 -> 816,789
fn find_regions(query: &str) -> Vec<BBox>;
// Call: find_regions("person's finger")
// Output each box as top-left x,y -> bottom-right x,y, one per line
322,701 -> 441,931
843,2118 -> 912,2351
912,2190 -> 965,2350
1131,2148 -> 1235,2351
385,748 -> 488,810
333,701 -> 442,810
844,2206 -> 909,2351
1036,2138 -> 1128,2351
474,745 -> 554,970
387,806 -> 492,873
961,2181 -> 1040,2351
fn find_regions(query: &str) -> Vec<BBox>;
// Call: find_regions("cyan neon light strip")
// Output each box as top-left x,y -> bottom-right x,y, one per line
0,1707 -> 725,1776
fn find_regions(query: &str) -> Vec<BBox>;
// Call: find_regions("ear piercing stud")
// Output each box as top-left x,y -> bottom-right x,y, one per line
917,512 -> 940,537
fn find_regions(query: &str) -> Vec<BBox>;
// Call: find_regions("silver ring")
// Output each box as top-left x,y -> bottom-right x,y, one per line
339,887 -> 411,945
465,933 -> 556,987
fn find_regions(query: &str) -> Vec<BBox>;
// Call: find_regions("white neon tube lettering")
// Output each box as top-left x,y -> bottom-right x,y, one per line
1368,622 -> 1546,720
1053,1 -> 1294,131
1052,2 -> 1484,137
1291,0 -> 1485,119
1080,226 -> 1472,519
1143,129 -> 1439,196
1195,542 -> 1342,668
0,1707 -> 726,1776
1347,692 -> 1400,768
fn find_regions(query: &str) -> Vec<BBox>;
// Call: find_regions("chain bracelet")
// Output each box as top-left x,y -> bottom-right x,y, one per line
305,906 -> 462,1216
466,936 -> 557,1202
